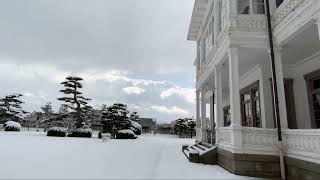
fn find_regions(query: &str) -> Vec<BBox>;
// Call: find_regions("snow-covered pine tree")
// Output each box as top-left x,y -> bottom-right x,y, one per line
129,112 -> 139,121
186,118 -> 196,138
173,118 -> 188,138
101,103 -> 130,133
58,104 -> 69,115
101,104 -> 107,111
41,102 -> 53,118
0,94 -> 28,122
57,76 -> 91,128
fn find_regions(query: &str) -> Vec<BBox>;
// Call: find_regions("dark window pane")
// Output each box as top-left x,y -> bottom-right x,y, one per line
313,79 -> 320,90
276,0 -> 284,8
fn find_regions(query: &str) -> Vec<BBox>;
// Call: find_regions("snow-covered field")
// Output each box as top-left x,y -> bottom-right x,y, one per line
0,131 -> 260,179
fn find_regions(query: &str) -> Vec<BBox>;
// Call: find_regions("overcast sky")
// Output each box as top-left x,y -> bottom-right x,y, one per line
0,0 -> 196,123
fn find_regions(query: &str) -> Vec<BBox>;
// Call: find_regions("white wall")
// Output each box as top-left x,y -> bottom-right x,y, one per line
283,53 -> 320,129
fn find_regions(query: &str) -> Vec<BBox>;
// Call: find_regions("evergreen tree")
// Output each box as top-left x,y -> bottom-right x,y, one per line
173,118 -> 188,138
0,94 -> 27,121
187,119 -> 196,138
129,112 -> 139,121
58,104 -> 69,115
101,104 -> 107,111
41,102 -> 53,117
57,76 -> 91,128
101,103 -> 130,133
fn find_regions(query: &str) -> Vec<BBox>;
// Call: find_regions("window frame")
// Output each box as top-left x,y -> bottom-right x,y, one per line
304,69 -> 320,129
223,105 -> 231,127
238,0 -> 266,15
240,81 -> 261,128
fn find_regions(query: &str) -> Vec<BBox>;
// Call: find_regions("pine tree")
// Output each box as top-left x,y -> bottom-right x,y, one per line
101,103 -> 130,133
173,118 -> 188,138
187,119 -> 196,138
129,112 -> 139,121
41,102 -> 53,117
57,76 -> 91,128
58,104 -> 69,115
101,104 -> 107,111
0,94 -> 28,121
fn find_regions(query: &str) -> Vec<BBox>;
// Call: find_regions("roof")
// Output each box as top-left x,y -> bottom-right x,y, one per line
187,0 -> 211,41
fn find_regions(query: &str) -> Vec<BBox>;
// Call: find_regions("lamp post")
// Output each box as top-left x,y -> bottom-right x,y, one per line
265,0 -> 286,179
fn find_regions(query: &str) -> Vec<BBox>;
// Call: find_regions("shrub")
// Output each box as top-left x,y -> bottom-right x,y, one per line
68,128 -> 92,138
47,127 -> 67,137
116,129 -> 137,139
4,121 -> 21,131
129,121 -> 142,135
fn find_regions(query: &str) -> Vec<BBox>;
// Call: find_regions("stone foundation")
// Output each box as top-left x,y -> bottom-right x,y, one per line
217,148 -> 281,178
285,157 -> 320,180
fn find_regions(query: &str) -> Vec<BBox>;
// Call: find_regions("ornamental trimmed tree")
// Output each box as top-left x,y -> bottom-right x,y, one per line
101,103 -> 130,134
57,76 -> 92,128
0,94 -> 28,122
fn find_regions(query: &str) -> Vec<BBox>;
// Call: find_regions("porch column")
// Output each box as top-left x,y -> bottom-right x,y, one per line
215,67 -> 224,128
273,48 -> 288,129
228,47 -> 241,127
201,87 -> 207,141
210,92 -> 215,144
196,90 -> 201,128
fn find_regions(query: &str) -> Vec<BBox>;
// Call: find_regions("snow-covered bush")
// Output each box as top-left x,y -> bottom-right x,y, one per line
116,129 -> 137,139
4,121 -> 21,131
68,127 -> 92,138
129,121 -> 142,135
47,127 -> 67,137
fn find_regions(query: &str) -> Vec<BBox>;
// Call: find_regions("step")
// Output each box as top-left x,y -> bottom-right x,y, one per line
183,149 -> 190,159
195,144 -> 208,151
190,145 -> 204,153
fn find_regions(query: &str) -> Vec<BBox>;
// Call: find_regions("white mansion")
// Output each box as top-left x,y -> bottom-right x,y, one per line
186,0 -> 320,179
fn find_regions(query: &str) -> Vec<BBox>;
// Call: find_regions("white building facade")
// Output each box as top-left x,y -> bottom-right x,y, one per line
188,0 -> 320,179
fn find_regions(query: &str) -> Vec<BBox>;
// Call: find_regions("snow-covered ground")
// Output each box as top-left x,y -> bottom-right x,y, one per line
0,131 -> 261,179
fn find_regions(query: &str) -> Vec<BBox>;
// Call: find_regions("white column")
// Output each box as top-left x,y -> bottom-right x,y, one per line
196,90 -> 200,128
273,48 -> 288,129
228,47 -> 241,127
201,87 -> 207,142
215,67 -> 224,128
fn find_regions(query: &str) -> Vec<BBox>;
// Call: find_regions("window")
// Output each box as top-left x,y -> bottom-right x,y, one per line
252,0 -> 265,14
276,0 -> 284,8
223,106 -> 231,127
238,0 -> 265,15
305,70 -> 320,128
240,81 -> 261,127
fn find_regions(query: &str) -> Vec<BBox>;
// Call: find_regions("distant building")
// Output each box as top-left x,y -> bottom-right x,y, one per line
135,118 -> 155,133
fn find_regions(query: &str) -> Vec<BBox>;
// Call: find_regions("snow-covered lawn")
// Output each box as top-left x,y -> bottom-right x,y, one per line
0,131 -> 260,179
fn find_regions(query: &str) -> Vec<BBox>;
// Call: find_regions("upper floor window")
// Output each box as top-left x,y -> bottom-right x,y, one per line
276,0 -> 284,8
238,0 -> 265,15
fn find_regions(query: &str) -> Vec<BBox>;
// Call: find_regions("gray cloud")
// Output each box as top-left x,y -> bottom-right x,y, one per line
0,0 -> 196,122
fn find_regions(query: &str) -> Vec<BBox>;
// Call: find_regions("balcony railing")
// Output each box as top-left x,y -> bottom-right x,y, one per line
282,129 -> 320,163
231,15 -> 267,32
273,0 -> 306,26
216,127 -> 320,162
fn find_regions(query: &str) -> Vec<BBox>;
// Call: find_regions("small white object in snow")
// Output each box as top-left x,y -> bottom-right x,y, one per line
4,121 -> 21,129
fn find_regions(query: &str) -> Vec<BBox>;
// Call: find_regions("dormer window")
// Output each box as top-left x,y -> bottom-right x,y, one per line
238,0 -> 265,15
